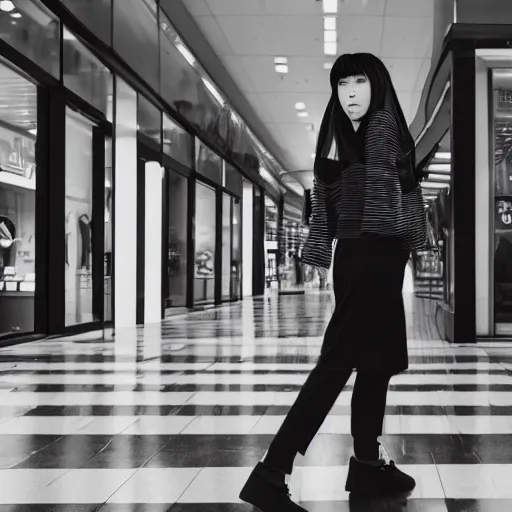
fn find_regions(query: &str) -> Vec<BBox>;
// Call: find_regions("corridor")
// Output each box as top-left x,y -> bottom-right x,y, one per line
0,292 -> 511,510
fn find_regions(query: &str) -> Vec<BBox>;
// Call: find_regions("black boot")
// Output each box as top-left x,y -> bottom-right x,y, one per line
239,462 -> 306,511
345,456 -> 416,495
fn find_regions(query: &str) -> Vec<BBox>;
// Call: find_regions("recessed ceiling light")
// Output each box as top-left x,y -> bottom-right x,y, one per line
324,17 -> 336,31
275,64 -> 289,74
324,62 -> 334,70
274,57 -> 288,65
305,123 -> 314,131
295,102 -> 306,110
324,42 -> 337,56
10,12 -> 21,18
0,1 -> 15,12
324,30 -> 337,43
322,0 -> 338,14
298,112 -> 308,118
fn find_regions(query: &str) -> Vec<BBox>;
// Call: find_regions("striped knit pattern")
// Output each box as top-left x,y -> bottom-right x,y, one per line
302,110 -> 427,269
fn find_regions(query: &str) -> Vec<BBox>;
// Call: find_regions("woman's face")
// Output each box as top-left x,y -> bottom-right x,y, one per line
337,74 -> 371,123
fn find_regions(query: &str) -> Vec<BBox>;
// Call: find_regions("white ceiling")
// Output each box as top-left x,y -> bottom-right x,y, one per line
182,0 -> 434,189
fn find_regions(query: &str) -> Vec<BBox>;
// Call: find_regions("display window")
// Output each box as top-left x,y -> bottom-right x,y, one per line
0,62 -> 37,336
194,180 -> 216,304
165,168 -> 188,311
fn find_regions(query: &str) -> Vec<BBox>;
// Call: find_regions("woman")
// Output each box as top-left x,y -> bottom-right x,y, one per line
239,53 -> 427,511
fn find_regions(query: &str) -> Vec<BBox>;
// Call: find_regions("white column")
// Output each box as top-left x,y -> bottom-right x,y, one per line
243,181 -> 253,297
144,162 -> 163,324
114,78 -> 137,328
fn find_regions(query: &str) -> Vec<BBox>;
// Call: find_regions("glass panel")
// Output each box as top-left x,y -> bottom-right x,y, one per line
221,193 -> 231,301
493,73 -> 512,324
113,0 -> 158,90
163,114 -> 193,167
0,0 -> 59,78
104,138 -> 112,322
0,63 -> 36,335
196,140 -> 221,184
65,108 -> 96,326
166,169 -> 188,310
242,179 -> 253,297
59,0 -> 112,44
225,161 -> 242,196
264,196 -> 278,289
138,95 -> 161,146
63,28 -> 112,115
194,181 -> 215,304
231,197 -> 241,300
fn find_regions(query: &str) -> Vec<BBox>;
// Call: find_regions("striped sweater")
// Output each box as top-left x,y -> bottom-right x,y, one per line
302,109 -> 427,269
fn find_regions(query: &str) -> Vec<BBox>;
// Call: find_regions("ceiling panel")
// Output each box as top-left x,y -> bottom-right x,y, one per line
183,0 -> 211,16
216,15 -> 324,57
220,55 -> 258,93
385,0 -> 435,18
383,58 -> 424,91
381,17 -> 433,58
203,0 -> 387,16
193,15 -> 234,56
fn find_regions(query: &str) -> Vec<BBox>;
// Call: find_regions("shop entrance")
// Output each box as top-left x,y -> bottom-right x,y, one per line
64,108 -> 108,329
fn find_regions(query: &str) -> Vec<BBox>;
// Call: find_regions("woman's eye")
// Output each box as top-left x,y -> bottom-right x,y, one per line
357,78 -> 366,84
339,81 -> 347,86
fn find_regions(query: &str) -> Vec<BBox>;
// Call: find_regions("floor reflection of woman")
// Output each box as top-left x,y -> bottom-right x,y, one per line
240,53 -> 427,511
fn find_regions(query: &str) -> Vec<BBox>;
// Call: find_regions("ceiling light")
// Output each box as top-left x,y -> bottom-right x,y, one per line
176,42 -> 196,67
305,123 -> 314,131
324,17 -> 336,31
10,12 -> 21,18
274,57 -> 288,65
428,163 -> 451,172
275,64 -> 289,74
324,61 -> 334,70
295,102 -> 306,110
0,1 -> 15,12
201,77 -> 225,105
324,42 -> 337,56
427,173 -> 451,182
324,30 -> 337,43
322,0 -> 338,14
298,112 -> 308,118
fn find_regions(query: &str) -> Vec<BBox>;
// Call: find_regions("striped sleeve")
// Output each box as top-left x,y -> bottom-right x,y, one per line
302,176 -> 334,269
361,109 -> 402,236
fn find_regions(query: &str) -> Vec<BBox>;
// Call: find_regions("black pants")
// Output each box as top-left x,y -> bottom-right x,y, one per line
264,354 -> 391,474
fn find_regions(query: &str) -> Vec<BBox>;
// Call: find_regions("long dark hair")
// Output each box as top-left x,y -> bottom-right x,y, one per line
315,53 -> 414,171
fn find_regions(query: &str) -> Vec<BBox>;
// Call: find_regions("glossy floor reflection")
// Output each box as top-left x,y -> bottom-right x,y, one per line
0,293 -> 512,510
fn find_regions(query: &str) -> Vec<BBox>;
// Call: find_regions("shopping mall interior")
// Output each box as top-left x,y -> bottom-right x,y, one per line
1,0 -> 512,509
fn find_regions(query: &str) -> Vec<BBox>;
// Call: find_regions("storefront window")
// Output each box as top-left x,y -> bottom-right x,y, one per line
221,193 -> 231,301
166,169 -> 188,310
104,139 -> 113,322
493,72 -> 512,324
0,0 -> 60,78
114,0 -> 159,91
65,108 -> 96,326
196,139 -> 221,184
63,28 -> 112,115
194,181 -> 215,304
138,95 -> 161,146
232,197 -> 241,300
163,114 -> 192,167
0,63 -> 36,335
59,0 -> 112,45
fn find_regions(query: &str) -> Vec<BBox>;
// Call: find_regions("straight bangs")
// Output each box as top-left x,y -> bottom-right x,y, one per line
329,54 -> 370,88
